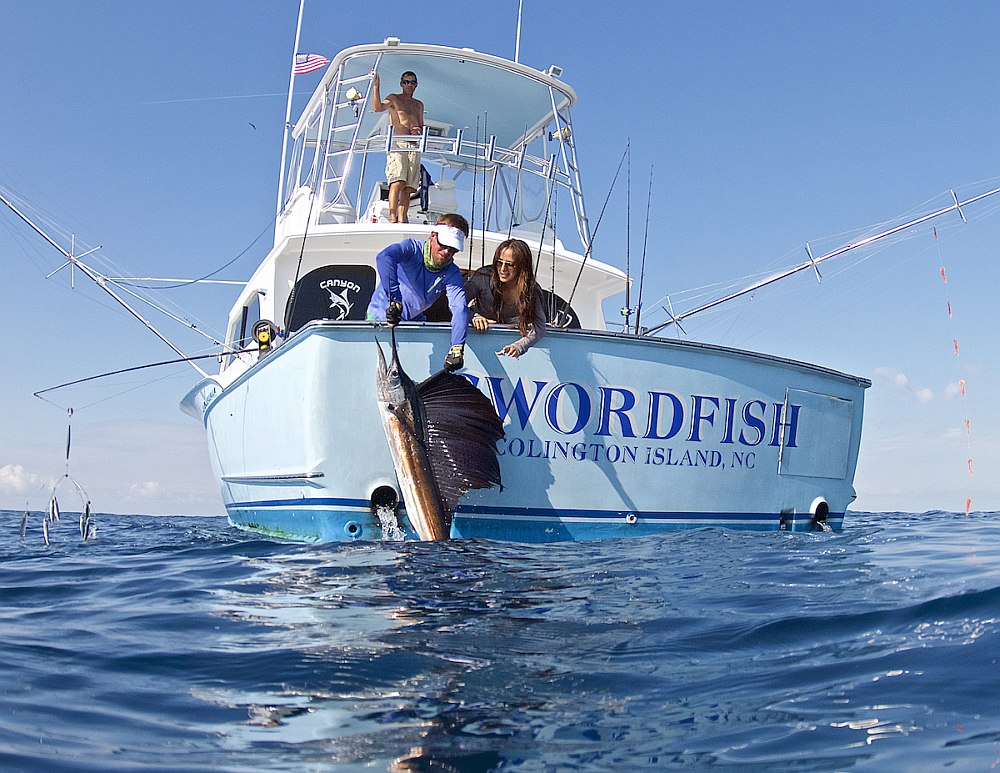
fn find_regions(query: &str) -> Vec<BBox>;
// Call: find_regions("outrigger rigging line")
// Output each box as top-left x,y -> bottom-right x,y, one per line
0,188 -> 228,377
643,184 -> 1000,336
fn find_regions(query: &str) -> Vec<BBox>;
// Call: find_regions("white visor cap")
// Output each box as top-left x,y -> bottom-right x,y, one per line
434,225 -> 465,252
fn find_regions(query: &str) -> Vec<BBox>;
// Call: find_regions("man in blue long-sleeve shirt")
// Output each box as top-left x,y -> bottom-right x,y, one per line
367,213 -> 470,371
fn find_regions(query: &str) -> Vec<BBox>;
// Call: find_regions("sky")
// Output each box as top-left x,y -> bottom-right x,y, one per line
2,1 -> 999,517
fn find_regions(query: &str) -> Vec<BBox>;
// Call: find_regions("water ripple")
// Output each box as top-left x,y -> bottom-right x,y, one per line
2,510 -> 1000,770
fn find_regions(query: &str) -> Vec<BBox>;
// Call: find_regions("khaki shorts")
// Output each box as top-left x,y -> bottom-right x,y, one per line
386,148 -> 420,190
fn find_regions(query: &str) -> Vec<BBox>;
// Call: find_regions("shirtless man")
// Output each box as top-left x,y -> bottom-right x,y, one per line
371,70 -> 424,224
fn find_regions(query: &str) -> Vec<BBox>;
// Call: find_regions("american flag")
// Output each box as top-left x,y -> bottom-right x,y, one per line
293,53 -> 330,75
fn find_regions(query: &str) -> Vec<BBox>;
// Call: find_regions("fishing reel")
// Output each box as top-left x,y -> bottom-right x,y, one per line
252,319 -> 281,356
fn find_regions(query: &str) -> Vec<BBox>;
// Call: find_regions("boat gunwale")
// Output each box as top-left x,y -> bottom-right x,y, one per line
193,320 -> 870,425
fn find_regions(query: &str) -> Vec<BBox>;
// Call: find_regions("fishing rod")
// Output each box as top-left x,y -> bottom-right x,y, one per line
634,165 -> 653,335
484,114 -> 501,266
282,154 -> 323,333
643,185 -> 1000,336
532,153 -> 558,277
549,196 -> 559,322
622,140 -> 631,331
505,125 -> 529,239
1,189 -> 212,377
468,114 -> 480,271
33,349 -> 252,399
482,116 -> 490,267
563,144 -> 629,312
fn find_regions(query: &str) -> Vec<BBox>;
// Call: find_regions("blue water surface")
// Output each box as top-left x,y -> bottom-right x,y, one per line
1,510 -> 998,771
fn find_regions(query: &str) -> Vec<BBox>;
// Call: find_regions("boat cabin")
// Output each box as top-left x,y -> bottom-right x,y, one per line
220,41 -> 626,373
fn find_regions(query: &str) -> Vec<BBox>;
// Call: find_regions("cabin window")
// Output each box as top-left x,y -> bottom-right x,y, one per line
238,295 -> 262,348
284,265 -> 377,332
283,105 -> 324,205
283,134 -> 303,207
221,294 -> 262,371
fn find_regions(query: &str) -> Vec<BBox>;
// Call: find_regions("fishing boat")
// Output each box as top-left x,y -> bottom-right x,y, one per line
172,37 -> 876,542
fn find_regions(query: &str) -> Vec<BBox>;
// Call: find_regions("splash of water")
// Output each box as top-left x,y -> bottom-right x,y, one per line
374,504 -> 405,541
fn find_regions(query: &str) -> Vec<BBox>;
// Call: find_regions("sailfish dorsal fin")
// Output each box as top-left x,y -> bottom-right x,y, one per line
416,371 -> 505,516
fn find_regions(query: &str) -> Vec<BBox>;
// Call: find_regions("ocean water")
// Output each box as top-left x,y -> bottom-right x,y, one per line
1,511 -> 998,772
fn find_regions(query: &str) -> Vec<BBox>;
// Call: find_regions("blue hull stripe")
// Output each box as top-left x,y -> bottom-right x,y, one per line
229,497 -> 366,509
225,498 -> 841,525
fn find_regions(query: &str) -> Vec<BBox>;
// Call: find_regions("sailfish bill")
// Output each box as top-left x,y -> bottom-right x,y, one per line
375,330 -> 505,540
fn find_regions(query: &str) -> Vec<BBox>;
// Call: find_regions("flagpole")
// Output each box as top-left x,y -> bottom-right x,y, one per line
277,0 -> 306,217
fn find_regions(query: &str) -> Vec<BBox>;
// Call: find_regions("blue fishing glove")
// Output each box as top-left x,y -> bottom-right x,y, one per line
443,344 -> 465,372
385,300 -> 403,327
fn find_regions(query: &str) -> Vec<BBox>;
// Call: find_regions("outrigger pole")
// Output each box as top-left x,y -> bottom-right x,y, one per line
514,0 -> 523,63
0,189 -> 210,377
644,185 -> 1000,336
277,0 -> 307,216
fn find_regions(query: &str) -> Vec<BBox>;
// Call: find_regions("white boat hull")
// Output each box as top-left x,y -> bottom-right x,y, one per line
182,322 -> 868,541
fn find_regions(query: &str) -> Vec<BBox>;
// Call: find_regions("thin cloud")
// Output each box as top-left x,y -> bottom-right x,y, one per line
128,481 -> 160,498
874,367 -> 935,403
0,463 -> 43,494
943,381 -> 965,399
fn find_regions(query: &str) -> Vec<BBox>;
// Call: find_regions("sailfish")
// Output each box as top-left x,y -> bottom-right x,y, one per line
375,330 -> 505,540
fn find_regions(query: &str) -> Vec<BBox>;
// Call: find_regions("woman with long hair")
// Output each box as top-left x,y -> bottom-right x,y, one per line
464,238 -> 547,357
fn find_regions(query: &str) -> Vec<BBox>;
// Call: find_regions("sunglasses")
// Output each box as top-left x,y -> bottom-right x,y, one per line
495,259 -> 517,269
401,79 -> 417,85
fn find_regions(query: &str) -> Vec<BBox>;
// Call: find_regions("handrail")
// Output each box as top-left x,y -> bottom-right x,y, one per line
313,126 -> 578,236
325,133 -> 567,192
549,85 -> 590,251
